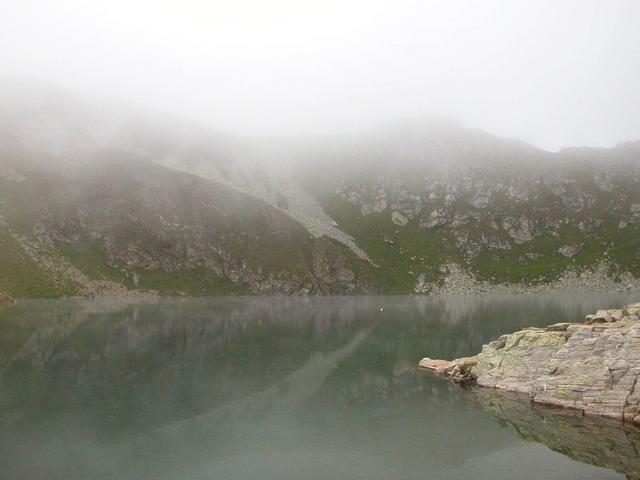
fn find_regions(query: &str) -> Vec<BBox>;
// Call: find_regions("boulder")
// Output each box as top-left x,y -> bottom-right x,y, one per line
419,356 -> 477,382
418,358 -> 451,373
500,215 -> 538,244
414,273 -> 429,294
420,208 -> 449,230
0,292 -> 12,307
585,309 -> 624,324
450,212 -> 479,227
558,243 -> 583,257
391,211 -> 409,226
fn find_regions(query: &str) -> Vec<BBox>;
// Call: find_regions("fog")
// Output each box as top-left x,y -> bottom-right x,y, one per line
2,0 -> 640,151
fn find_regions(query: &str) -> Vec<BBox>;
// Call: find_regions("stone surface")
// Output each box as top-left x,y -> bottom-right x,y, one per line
558,243 -> 583,257
413,273 -> 429,293
0,292 -> 11,306
585,309 -> 624,324
391,211 -> 409,226
420,208 -> 449,229
472,303 -> 640,420
421,303 -> 640,421
419,356 -> 477,382
445,356 -> 477,382
427,260 -> 640,298
418,358 -> 452,373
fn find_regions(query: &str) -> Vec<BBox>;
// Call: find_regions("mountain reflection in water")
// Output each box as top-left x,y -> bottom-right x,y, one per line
0,293 -> 638,480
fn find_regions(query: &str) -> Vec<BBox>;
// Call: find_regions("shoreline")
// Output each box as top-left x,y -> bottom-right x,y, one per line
420,302 -> 640,422
4,284 -> 640,301
426,261 -> 640,296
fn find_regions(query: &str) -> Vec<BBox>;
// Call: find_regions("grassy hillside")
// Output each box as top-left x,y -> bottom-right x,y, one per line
0,153 -> 378,297
297,135 -> 640,292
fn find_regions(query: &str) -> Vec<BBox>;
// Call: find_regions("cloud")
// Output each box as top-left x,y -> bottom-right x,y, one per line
1,0 -> 639,150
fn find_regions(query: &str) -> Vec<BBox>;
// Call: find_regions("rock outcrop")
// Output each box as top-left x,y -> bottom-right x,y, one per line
0,292 -> 11,307
0,156 -> 379,297
420,303 -> 640,422
418,356 -> 477,382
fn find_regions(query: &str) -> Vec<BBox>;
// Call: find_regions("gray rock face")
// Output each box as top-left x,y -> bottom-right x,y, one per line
472,304 -> 640,421
585,309 -> 625,323
450,212 -> 479,227
418,356 -> 477,382
500,216 -> 538,244
558,243 -> 583,257
390,192 -> 422,218
420,208 -> 449,229
361,198 -> 387,215
391,211 -> 409,226
421,303 -> 640,422
455,231 -> 512,258
470,188 -> 491,208
413,273 -> 429,293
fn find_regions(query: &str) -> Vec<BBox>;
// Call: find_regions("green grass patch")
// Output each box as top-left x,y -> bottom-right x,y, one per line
0,229 -> 78,297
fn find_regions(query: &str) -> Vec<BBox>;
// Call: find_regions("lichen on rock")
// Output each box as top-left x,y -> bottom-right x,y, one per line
420,303 -> 640,422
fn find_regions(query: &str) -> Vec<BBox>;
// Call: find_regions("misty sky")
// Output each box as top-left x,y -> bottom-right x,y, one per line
2,0 -> 640,151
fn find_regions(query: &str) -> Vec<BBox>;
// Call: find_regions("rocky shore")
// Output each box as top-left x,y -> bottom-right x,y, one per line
420,302 -> 640,422
426,261 -> 640,295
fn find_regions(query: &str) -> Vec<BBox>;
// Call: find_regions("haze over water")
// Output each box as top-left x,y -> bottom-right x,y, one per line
1,293 -> 639,480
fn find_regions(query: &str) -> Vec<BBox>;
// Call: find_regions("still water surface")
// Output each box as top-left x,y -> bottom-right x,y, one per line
1,293 -> 640,480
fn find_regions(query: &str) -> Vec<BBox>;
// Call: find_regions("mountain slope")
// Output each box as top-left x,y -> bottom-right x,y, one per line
0,150 -> 378,297
294,122 -> 640,292
1,84 -> 640,296
0,80 -> 371,262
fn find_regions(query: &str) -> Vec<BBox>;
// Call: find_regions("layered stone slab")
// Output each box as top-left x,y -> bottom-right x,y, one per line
421,303 -> 640,422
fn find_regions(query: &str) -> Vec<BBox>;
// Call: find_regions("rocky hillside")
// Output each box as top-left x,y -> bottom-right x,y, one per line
295,119 -> 640,293
0,80 -> 371,262
1,84 -> 640,297
0,151 -> 378,297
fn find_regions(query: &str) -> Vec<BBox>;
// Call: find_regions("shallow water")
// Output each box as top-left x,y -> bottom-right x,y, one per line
1,293 -> 639,480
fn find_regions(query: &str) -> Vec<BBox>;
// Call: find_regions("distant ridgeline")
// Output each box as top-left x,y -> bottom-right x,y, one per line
1,86 -> 639,297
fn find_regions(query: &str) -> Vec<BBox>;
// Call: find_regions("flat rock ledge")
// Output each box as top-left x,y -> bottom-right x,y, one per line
419,302 -> 640,423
